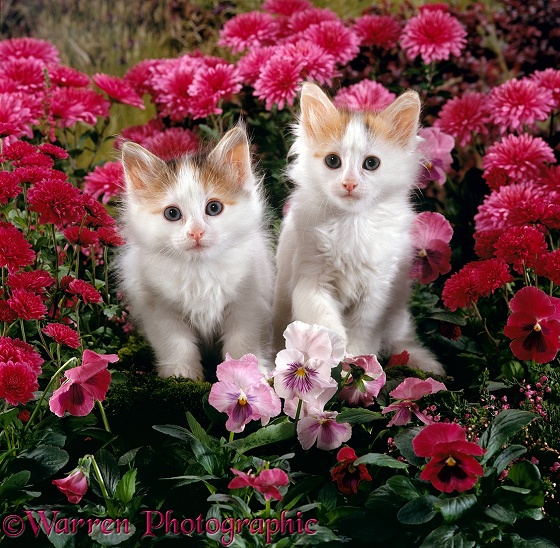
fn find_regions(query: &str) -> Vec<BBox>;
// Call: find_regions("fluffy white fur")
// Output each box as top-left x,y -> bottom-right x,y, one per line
118,126 -> 274,380
273,83 -> 444,375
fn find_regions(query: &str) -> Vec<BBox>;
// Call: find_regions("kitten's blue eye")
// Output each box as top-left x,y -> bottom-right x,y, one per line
163,206 -> 182,221
325,154 -> 341,169
363,156 -> 380,171
206,200 -> 223,216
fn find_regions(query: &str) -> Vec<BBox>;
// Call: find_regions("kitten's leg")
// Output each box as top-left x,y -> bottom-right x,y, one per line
272,241 -> 294,353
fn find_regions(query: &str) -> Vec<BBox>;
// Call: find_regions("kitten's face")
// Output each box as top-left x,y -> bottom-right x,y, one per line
121,127 -> 258,260
294,84 -> 421,212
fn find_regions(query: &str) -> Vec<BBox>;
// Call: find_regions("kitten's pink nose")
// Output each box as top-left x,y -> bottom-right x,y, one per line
343,180 -> 358,192
189,229 -> 204,243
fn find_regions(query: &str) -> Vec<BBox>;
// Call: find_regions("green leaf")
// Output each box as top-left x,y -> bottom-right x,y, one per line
386,476 -> 422,500
434,494 -> 477,522
397,495 -> 439,524
484,503 -> 517,525
394,427 -> 425,466
294,525 -> 339,545
94,448 -> 120,495
354,453 -> 408,469
162,474 -> 217,488
429,311 -> 467,325
19,445 -> 69,482
0,407 -> 19,428
336,408 -> 385,425
420,525 -> 476,548
507,460 -> 541,489
227,422 -> 295,454
494,445 -> 527,476
152,424 -> 195,443
318,482 -> 338,513
190,439 -> 219,475
479,410 -> 537,464
114,469 -> 137,506
186,411 -> 214,448
0,471 -> 31,499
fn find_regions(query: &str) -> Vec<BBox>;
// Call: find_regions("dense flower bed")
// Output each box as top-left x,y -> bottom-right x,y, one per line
1,0 -> 559,546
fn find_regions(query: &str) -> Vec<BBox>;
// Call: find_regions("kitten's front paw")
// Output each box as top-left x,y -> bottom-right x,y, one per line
157,362 -> 204,381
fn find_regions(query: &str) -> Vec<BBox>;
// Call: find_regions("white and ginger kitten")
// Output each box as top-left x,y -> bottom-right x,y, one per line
273,83 -> 444,375
118,125 -> 274,380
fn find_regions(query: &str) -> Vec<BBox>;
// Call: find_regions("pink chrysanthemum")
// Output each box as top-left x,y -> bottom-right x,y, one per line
434,93 -> 490,147
263,0 -> 312,16
493,225 -> 548,274
27,179 -> 85,228
14,165 -> 66,186
482,134 -> 555,185
0,225 -> 35,274
237,48 -> 276,85
8,289 -> 47,320
189,62 -> 242,102
473,229 -> 504,260
50,87 -> 110,127
253,54 -> 302,111
488,78 -> 554,133
400,9 -> 467,64
119,119 -> 164,148
38,143 -> 68,159
301,20 -> 359,65
287,8 -> 339,35
536,250 -> 560,286
219,11 -> 280,53
2,140 -> 37,161
0,37 -> 60,64
282,40 -> 336,85
0,171 -> 21,204
531,69 -> 560,110
0,92 -> 41,138
142,127 -> 200,161
0,361 -> 38,406
353,14 -> 402,50
47,65 -> 91,88
0,58 -> 46,92
334,80 -> 395,112
7,270 -> 55,295
0,336 -> 43,374
68,279 -> 103,305
123,59 -> 162,96
92,73 -> 145,109
83,161 -> 124,204
42,323 -> 81,349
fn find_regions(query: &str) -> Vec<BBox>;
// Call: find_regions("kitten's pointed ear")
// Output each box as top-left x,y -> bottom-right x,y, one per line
380,90 -> 421,148
121,142 -> 167,192
209,124 -> 252,186
299,83 -> 339,140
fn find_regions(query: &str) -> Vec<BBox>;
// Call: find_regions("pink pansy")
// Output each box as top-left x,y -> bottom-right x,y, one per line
49,350 -> 117,417
417,127 -> 455,186
208,354 -> 281,433
410,211 -> 453,284
382,377 -> 447,427
52,468 -> 89,504
273,321 -> 344,406
339,354 -> 386,407
228,468 -> 289,501
297,409 -> 352,451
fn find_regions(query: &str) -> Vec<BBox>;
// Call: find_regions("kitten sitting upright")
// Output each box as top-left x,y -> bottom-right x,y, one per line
118,125 -> 273,380
273,83 -> 444,375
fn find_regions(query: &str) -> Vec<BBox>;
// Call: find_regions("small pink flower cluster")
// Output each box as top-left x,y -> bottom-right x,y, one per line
519,375 -> 552,419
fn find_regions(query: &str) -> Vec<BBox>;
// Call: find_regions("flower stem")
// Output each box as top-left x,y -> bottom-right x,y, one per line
472,302 -> 500,352
294,399 -> 303,423
89,454 -> 115,517
229,431 -> 235,443
96,400 -> 111,433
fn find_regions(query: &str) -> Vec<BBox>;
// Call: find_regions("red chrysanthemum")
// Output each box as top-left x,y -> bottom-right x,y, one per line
0,171 -> 21,204
253,54 -> 302,111
0,92 -> 41,138
535,250 -> 560,286
142,127 -> 200,162
97,226 -> 125,247
38,143 -> 69,159
0,57 -> 46,92
0,361 -> 38,406
353,14 -> 402,50
386,350 -> 410,367
13,165 -> 67,186
80,194 -> 116,228
0,37 -> 60,64
400,9 -> 466,64
8,289 -> 47,320
50,86 -> 110,127
0,301 -> 16,322
0,336 -> 43,374
7,270 -> 55,295
63,226 -> 99,248
27,178 -> 85,228
413,423 -> 485,494
331,446 -> 372,496
287,8 -> 339,35
482,134 -> 555,185
493,225 -> 548,274
434,92 -> 490,147
504,286 -> 560,364
42,323 -> 81,349
334,80 -> 396,112
83,161 -> 124,204
531,68 -> 560,110
301,20 -> 359,65
219,11 -> 280,53
67,279 -> 102,305
507,199 -> 560,230
0,225 -> 35,274
488,78 -> 555,133
483,167 -> 510,191
473,229 -> 504,259
92,73 -> 145,109
263,0 -> 312,16
442,259 -> 512,311
47,65 -> 91,88
2,140 -> 37,160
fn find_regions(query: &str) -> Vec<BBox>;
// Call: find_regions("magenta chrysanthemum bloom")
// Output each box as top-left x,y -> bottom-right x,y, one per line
67,279 -> 102,305
504,287 -> 560,364
237,48 -> 276,85
123,59 -> 162,96
228,468 -> 289,501
0,336 -> 43,375
493,225 -> 548,274
83,161 -> 124,204
142,127 -> 200,161
434,93 -> 490,147
7,270 -> 55,295
219,11 -> 280,53
42,323 -> 81,349
410,211 -> 453,284
287,8 -> 339,35
536,250 -> 560,286
0,92 -> 40,138
0,171 -> 20,204
0,361 -> 38,406
488,78 -> 554,133
253,54 -> 302,111
339,354 -> 386,407
8,289 -> 47,321
382,377 -> 446,427
47,65 -> 91,88
81,194 -> 116,229
27,179 -> 85,228
208,354 -> 281,433
482,134 -> 555,185
50,87 -> 110,127
92,73 -> 145,109
400,9 -> 467,64
263,0 -> 312,16
0,37 -> 60,64
49,350 -> 116,417
417,127 -> 455,186
282,40 -> 336,86
531,69 -> 560,110
119,119 -> 164,147
189,62 -> 242,103
413,423 -> 485,494
38,143 -> 68,159
0,57 -> 46,92
97,226 -> 125,247
301,20 -> 359,65
297,409 -> 352,450
353,14 -> 402,50
63,226 -> 99,248
0,225 -> 35,274
334,80 -> 395,112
